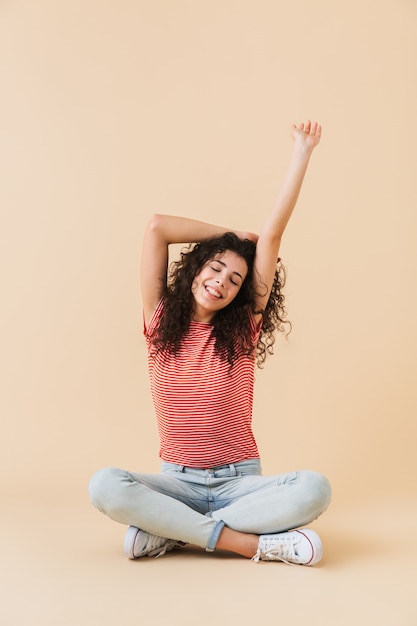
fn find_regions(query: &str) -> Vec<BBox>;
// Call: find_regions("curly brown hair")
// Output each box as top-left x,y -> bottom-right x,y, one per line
152,232 -> 290,367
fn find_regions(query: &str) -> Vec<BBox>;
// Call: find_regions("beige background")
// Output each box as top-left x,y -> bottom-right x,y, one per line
1,1 -> 416,625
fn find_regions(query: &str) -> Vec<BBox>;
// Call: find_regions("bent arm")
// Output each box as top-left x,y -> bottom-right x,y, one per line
253,121 -> 322,318
140,213 -> 255,327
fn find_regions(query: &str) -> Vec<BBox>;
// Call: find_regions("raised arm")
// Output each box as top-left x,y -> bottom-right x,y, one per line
252,120 -> 322,319
140,214 -> 254,327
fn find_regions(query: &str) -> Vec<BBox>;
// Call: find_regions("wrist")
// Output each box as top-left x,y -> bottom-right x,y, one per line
294,139 -> 315,155
291,143 -> 315,166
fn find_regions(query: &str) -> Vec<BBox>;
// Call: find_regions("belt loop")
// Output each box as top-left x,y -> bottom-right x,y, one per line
229,463 -> 236,477
178,465 -> 185,473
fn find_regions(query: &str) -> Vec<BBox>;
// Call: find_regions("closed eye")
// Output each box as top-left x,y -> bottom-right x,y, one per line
210,260 -> 243,287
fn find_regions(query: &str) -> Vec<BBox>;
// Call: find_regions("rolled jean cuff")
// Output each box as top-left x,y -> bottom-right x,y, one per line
205,519 -> 225,552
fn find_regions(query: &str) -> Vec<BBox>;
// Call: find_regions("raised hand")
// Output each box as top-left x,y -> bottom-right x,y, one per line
291,120 -> 322,151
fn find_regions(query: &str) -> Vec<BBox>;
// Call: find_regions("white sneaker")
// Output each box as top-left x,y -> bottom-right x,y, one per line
252,529 -> 322,565
123,526 -> 186,559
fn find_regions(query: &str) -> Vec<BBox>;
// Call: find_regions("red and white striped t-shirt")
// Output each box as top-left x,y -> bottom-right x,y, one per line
144,299 -> 261,468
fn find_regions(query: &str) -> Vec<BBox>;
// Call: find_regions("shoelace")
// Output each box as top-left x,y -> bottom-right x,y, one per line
146,537 -> 175,558
147,537 -> 186,558
252,537 -> 299,564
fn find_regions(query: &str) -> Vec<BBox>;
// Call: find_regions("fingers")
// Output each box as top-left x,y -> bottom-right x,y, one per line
310,121 -> 322,138
293,122 -> 307,132
293,120 -> 322,137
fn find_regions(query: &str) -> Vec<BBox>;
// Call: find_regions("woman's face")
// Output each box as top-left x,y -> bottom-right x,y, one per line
191,250 -> 248,323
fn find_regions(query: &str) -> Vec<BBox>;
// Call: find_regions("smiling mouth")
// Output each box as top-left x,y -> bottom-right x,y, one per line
205,285 -> 222,299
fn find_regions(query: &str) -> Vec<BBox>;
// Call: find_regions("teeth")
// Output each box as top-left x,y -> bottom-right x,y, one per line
206,286 -> 221,298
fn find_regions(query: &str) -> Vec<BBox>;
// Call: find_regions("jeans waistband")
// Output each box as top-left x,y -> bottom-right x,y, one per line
161,458 -> 262,478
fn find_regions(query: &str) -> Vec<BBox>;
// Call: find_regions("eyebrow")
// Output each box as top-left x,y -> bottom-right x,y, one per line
212,259 -> 244,281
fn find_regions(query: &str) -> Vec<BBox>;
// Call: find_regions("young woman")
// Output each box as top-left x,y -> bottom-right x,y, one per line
89,121 -> 331,565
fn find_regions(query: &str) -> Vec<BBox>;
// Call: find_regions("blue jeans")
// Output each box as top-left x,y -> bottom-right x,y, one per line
89,459 -> 331,551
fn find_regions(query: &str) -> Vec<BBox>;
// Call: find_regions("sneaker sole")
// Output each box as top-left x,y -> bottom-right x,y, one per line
123,526 -> 140,559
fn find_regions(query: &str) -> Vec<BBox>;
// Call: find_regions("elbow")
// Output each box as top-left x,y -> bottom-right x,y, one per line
147,213 -> 161,227
146,213 -> 165,234
145,213 -> 173,247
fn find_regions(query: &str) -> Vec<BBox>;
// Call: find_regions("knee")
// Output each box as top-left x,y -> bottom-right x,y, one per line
302,471 -> 332,513
88,467 -> 123,511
